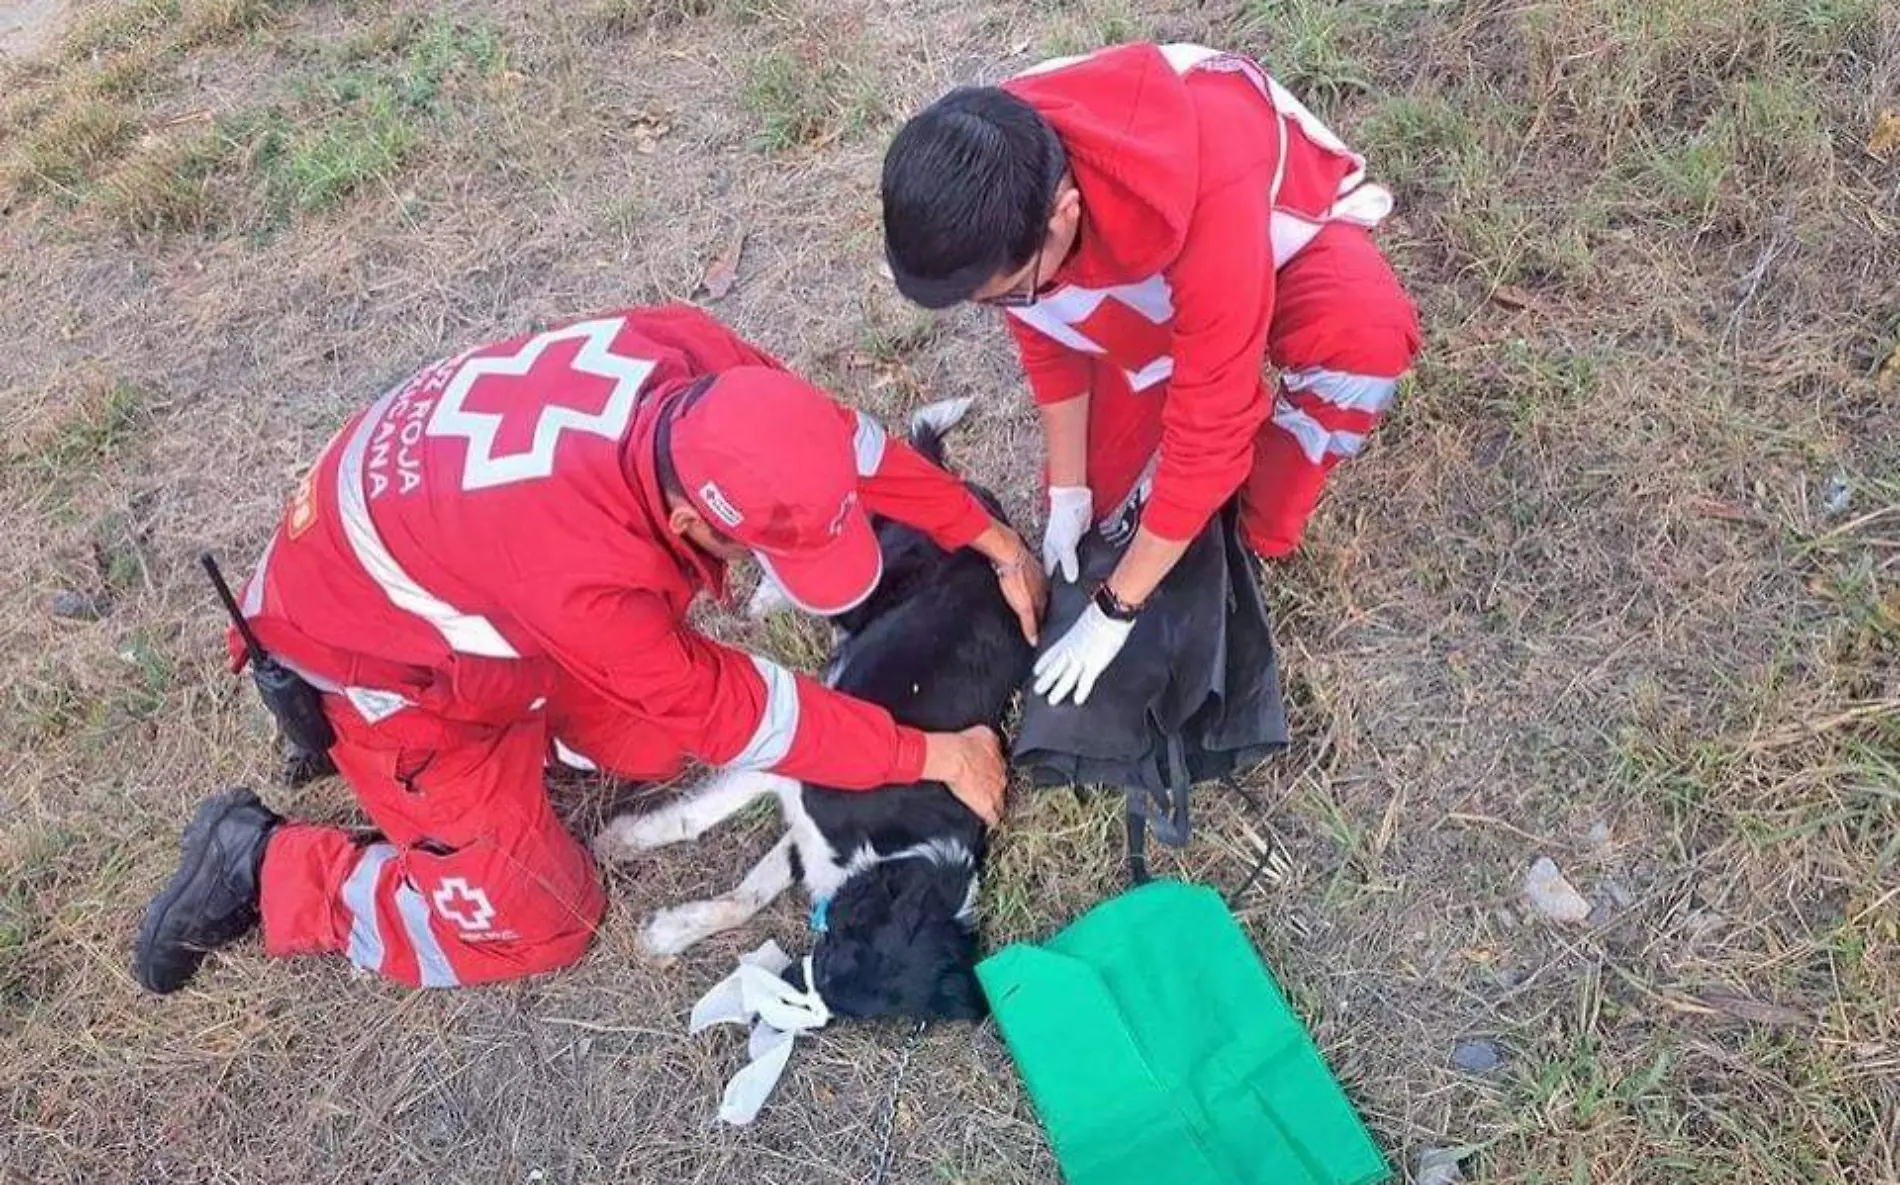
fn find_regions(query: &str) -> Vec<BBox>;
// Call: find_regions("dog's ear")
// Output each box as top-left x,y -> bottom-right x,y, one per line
931,958 -> 987,1020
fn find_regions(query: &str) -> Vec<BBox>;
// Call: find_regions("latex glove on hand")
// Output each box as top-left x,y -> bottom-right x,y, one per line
1042,486 -> 1094,584
1033,600 -> 1134,707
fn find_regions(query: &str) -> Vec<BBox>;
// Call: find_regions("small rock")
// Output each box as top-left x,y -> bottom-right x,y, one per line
50,590 -> 106,621
1417,1146 -> 1468,1184
1585,820 -> 1613,849
1603,879 -> 1636,909
1492,965 -> 1525,990
1524,856 -> 1592,924
1821,474 -> 1852,516
1451,1039 -> 1502,1073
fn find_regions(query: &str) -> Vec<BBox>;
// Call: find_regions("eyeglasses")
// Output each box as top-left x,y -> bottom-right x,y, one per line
976,238 -> 1044,309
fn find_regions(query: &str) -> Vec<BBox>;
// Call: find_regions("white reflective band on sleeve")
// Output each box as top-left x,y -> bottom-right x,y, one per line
1125,357 -> 1174,392
342,843 -> 396,973
851,411 -> 887,476
727,655 -> 801,771
241,533 -> 277,617
397,881 -> 460,988
553,738 -> 598,771
335,390 -> 520,659
1284,368 -> 1398,414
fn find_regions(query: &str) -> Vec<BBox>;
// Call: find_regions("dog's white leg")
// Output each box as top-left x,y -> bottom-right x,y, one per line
593,770 -> 796,863
640,833 -> 796,957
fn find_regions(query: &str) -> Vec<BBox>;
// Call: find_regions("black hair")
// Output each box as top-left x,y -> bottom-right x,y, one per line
881,86 -> 1066,309
653,373 -> 718,501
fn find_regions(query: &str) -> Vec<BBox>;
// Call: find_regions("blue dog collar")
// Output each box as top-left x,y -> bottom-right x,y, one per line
809,898 -> 832,934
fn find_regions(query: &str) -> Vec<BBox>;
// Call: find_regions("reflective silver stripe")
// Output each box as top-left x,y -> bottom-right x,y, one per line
1272,395 -> 1369,464
1271,397 -> 1332,466
343,686 -> 410,724
553,738 -> 597,771
342,843 -> 396,972
334,391 -> 519,659
396,881 -> 459,988
851,412 -> 887,476
1284,368 -> 1398,414
1008,300 -> 1105,354
1104,274 -> 1173,324
727,654 -> 801,771
241,533 -> 277,617
1125,357 -> 1174,392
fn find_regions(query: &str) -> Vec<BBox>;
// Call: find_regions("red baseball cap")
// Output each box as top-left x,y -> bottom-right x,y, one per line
668,367 -> 882,615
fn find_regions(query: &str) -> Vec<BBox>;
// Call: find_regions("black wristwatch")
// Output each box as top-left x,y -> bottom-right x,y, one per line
1093,581 -> 1145,623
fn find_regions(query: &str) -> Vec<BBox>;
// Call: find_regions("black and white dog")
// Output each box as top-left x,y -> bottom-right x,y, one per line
594,399 -> 1031,1021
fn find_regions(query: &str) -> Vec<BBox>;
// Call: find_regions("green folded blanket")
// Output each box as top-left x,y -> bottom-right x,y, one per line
976,881 -> 1389,1185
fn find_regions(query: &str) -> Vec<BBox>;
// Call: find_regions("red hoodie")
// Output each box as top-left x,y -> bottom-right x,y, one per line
233,305 -> 993,789
1001,43 -> 1392,540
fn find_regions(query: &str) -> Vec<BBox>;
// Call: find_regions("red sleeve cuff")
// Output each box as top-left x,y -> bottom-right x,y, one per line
889,727 -> 929,783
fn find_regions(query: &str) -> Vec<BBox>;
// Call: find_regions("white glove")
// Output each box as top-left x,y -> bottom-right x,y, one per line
1033,601 -> 1134,706
1042,486 -> 1094,583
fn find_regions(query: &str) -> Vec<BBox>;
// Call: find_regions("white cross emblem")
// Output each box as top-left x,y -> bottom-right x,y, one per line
431,877 -> 497,932
427,316 -> 656,491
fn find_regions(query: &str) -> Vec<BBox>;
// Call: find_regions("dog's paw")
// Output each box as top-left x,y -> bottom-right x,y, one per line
593,813 -> 679,863
745,577 -> 794,621
639,901 -> 726,958
639,898 -> 758,958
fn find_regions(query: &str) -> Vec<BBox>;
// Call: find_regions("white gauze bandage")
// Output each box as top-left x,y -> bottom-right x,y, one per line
688,939 -> 831,1125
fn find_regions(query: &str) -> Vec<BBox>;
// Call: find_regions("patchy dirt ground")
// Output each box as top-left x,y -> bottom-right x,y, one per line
2,0 -> 1897,1182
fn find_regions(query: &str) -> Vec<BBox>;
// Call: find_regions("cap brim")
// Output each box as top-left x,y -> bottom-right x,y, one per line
754,508 -> 883,617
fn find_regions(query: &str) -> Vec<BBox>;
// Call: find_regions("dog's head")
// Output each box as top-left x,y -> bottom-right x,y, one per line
789,851 -> 985,1022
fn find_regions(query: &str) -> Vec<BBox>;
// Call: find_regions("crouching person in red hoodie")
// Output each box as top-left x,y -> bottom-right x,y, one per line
883,43 -> 1421,706
133,304 -> 1045,994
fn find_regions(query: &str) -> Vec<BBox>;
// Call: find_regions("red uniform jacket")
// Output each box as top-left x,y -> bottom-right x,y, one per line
236,305 -> 993,789
1001,43 -> 1392,539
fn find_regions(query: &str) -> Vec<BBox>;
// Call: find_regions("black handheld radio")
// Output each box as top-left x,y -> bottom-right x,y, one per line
200,553 -> 337,757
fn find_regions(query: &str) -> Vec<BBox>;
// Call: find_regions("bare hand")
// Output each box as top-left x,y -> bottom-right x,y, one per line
995,547 -> 1049,646
921,725 -> 1008,827
976,523 -> 1048,645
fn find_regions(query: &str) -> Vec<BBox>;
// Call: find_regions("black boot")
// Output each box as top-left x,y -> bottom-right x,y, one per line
133,789 -> 280,994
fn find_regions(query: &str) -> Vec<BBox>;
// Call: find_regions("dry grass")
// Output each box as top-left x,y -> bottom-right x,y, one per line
2,0 -> 1897,1181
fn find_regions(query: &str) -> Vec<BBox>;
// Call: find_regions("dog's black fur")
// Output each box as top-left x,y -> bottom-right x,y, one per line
789,412 -> 1032,1021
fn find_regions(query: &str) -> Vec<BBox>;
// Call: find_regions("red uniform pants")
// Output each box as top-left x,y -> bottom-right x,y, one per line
257,675 -> 683,988
1239,222 -> 1421,557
